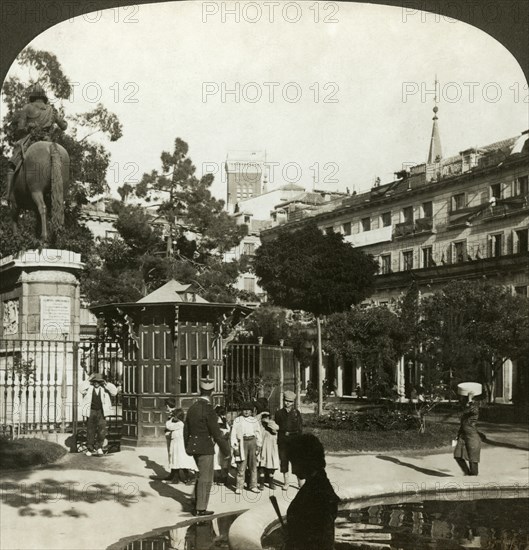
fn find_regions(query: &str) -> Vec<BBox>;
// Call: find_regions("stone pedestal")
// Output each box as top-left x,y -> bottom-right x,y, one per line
0,249 -> 84,341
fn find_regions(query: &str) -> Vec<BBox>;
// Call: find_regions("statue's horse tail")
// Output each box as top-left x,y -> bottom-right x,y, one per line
50,142 -> 64,234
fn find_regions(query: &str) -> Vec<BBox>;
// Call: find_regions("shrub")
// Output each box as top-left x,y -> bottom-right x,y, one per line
308,406 -> 420,432
0,437 -> 67,469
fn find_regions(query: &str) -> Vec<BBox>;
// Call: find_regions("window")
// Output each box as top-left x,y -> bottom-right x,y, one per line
402,250 -> 414,271
421,201 -> 433,218
490,183 -> 502,199
244,215 -> 251,224
451,193 -> 466,211
453,240 -> 467,263
514,285 -> 528,297
380,254 -> 391,274
489,233 -> 503,258
243,242 -> 255,255
105,230 -> 119,239
243,277 -> 255,293
422,246 -> 434,268
180,365 -> 188,393
361,217 -> 371,232
325,226 -> 334,235
402,206 -> 414,224
343,222 -> 352,236
515,229 -> 529,253
381,212 -> 392,227
513,175 -> 528,196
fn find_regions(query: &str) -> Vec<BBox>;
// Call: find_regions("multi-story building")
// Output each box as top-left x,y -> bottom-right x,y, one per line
225,150 -> 267,211
225,183 -> 349,305
261,116 -> 529,403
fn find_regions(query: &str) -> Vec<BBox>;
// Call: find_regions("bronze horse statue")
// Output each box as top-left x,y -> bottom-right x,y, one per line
9,140 -> 70,243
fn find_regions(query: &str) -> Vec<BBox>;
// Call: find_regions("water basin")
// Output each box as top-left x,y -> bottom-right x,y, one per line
261,493 -> 529,549
107,511 -> 245,550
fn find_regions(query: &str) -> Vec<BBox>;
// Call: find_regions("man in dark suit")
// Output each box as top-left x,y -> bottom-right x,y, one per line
184,378 -> 231,516
275,390 -> 303,490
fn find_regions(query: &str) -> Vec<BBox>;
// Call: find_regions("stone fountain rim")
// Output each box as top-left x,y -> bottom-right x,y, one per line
228,476 -> 529,550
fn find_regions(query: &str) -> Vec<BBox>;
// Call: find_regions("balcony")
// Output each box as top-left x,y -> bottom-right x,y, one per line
344,225 -> 393,247
393,221 -> 414,238
447,205 -> 480,227
481,196 -> 529,221
414,216 -> 433,233
393,217 -> 434,239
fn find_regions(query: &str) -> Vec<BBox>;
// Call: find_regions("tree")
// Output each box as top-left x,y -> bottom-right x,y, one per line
112,138 -> 248,303
324,306 -> 408,399
418,280 -> 529,403
254,222 -> 379,414
121,138 -> 246,258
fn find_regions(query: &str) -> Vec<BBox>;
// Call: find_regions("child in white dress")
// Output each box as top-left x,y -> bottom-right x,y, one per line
165,401 -> 197,483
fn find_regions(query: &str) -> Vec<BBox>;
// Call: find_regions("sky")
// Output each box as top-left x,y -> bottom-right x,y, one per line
2,1 -> 528,201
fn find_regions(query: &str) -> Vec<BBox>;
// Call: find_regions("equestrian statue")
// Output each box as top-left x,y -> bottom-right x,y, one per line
6,84 -> 70,243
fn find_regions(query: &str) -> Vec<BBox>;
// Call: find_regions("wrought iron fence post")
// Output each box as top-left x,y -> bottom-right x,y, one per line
61,334 -> 68,434
279,339 -> 284,403
72,342 -> 79,442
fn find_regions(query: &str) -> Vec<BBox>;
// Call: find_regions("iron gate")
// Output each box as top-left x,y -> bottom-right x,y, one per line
224,343 -> 295,414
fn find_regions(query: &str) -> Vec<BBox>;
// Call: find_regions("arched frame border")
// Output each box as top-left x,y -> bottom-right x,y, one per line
1,0 -> 528,95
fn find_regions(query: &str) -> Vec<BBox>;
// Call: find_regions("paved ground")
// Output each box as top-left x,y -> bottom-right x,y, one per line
1,422 -> 528,550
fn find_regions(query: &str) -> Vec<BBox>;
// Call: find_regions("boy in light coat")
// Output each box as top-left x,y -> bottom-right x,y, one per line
230,402 -> 262,494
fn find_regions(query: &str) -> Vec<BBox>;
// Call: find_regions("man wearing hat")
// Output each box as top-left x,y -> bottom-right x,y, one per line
184,377 -> 231,516
5,83 -> 67,202
79,372 -> 118,456
453,382 -> 482,476
274,390 -> 303,490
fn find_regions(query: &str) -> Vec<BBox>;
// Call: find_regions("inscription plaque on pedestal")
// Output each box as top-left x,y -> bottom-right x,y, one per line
40,296 -> 71,339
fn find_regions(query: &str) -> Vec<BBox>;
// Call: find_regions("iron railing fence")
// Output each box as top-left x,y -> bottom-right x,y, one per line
0,338 -> 122,440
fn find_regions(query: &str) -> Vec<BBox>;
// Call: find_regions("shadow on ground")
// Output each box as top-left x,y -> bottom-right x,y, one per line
375,455 -> 453,477
138,455 -> 195,514
1,477 -> 148,517
479,432 -> 529,452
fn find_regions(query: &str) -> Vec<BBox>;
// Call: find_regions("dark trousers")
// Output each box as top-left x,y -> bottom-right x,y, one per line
87,409 -> 106,451
455,457 -> 479,476
193,454 -> 214,511
278,436 -> 292,474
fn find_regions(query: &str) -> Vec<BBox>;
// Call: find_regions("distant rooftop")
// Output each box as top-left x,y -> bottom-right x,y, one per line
226,150 -> 266,162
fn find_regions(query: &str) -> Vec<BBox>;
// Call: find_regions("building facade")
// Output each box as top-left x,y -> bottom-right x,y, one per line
261,129 -> 529,403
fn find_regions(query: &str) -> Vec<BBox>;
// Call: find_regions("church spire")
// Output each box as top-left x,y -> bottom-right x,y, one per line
427,76 -> 442,164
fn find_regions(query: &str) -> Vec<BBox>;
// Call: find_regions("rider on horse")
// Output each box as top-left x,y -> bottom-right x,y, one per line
6,84 -> 68,201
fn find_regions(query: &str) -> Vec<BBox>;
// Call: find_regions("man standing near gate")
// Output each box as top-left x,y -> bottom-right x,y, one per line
80,372 -> 118,456
184,378 -> 231,516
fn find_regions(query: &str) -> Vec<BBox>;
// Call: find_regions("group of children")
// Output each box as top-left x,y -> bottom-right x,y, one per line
164,398 -> 280,492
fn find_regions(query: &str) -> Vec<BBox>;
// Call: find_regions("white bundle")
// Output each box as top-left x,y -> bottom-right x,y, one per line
457,382 -> 482,397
